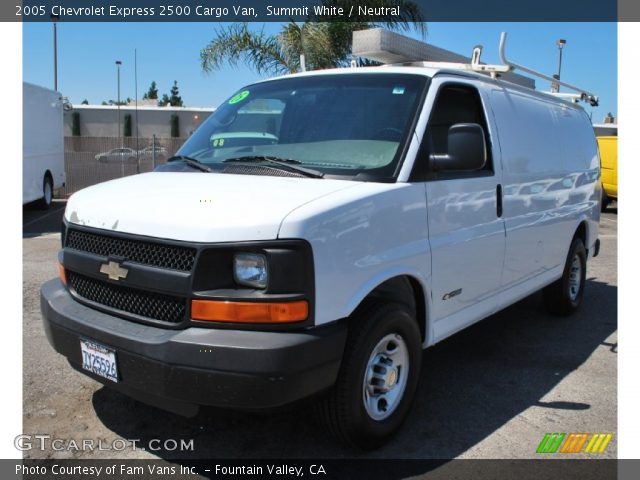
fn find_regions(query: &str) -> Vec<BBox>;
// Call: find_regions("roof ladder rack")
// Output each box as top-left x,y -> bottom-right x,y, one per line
403,46 -> 511,77
498,32 -> 599,107
351,29 -> 598,105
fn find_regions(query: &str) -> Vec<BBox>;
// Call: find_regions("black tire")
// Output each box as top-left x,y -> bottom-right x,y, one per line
543,237 -> 587,315
601,186 -> 609,212
316,300 -> 422,450
37,174 -> 53,210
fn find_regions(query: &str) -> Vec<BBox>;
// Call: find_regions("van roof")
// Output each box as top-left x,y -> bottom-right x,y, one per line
257,66 -> 587,111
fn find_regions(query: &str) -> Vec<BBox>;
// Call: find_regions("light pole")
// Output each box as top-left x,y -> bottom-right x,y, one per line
51,14 -> 60,91
134,49 -> 139,173
555,38 -> 567,93
115,60 -> 122,145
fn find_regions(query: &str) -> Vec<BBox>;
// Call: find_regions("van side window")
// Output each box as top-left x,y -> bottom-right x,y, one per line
416,84 -> 493,180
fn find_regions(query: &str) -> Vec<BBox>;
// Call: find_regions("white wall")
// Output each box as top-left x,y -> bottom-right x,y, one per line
64,105 -> 214,138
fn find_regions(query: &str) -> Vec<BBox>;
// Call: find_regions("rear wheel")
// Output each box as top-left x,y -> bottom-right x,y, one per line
543,237 -> 586,315
37,174 -> 53,210
316,301 -> 422,450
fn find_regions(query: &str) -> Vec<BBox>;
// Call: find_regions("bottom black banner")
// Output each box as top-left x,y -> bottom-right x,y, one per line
2,459 -> 624,480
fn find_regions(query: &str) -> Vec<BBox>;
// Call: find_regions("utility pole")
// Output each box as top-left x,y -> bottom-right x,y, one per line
51,14 -> 60,91
134,49 -> 139,173
553,38 -> 567,93
115,60 -> 122,145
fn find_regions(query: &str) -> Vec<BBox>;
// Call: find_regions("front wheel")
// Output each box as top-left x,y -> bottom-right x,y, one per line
543,237 -> 586,315
316,301 -> 422,450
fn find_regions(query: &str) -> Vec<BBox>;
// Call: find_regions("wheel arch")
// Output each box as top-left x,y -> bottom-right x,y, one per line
574,220 -> 587,246
347,274 -> 430,347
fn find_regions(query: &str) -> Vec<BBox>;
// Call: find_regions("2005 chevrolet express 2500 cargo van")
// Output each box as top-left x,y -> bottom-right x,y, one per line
41,34 -> 601,449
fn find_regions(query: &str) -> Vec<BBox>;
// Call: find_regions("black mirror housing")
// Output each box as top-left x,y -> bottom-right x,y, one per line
430,123 -> 487,171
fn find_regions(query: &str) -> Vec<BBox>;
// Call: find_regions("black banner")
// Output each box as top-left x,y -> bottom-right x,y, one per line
2,459 -> 621,480
4,0 -> 619,22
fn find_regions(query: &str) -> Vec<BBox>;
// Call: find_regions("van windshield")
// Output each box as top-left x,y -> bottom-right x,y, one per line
164,73 -> 428,180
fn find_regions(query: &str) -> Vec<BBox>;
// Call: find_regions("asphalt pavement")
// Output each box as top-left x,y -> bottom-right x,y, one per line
22,200 -> 617,460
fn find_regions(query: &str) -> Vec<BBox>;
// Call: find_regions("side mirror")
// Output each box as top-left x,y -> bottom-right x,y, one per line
430,123 -> 487,171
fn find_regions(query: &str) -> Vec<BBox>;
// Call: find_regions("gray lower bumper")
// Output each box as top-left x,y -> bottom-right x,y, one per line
40,279 -> 347,416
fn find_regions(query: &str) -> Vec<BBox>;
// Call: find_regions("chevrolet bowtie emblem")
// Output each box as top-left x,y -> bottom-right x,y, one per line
99,261 -> 128,281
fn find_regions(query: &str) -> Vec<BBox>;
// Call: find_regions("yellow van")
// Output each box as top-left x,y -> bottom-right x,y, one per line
597,136 -> 617,211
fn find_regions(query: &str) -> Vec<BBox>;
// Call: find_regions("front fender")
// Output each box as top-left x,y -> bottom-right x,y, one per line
278,182 -> 431,338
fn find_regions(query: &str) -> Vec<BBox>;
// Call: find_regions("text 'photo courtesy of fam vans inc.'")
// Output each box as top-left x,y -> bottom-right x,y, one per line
40,30 -> 602,450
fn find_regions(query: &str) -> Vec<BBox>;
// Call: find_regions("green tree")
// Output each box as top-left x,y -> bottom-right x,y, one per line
81,99 -> 89,105
170,114 -> 180,137
144,81 -> 159,100
169,81 -> 183,106
201,0 -> 426,75
124,114 -> 132,137
103,99 -> 129,106
71,111 -> 81,136
158,93 -> 170,107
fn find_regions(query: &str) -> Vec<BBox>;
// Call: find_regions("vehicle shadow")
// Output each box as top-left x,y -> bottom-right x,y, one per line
602,201 -> 617,215
91,278 -> 616,462
23,200 -> 66,238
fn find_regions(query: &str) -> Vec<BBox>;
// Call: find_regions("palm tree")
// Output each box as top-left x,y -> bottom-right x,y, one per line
200,0 -> 426,76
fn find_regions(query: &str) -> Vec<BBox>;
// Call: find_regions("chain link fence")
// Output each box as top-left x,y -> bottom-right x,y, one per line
61,136 -> 186,197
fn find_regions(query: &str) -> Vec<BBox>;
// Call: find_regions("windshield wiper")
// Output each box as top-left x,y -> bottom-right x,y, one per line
167,155 -> 213,173
223,155 -> 324,178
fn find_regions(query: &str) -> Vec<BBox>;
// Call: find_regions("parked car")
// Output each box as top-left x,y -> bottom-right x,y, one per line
138,145 -> 168,161
42,57 -> 601,450
95,148 -> 137,163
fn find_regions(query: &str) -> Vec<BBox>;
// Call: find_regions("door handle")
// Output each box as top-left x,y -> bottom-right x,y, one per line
496,184 -> 503,218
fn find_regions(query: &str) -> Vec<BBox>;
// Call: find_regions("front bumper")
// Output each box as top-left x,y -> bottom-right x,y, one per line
40,279 -> 347,416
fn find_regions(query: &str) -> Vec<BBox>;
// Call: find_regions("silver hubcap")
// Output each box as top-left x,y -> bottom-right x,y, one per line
362,333 -> 409,421
44,180 -> 53,204
568,254 -> 582,301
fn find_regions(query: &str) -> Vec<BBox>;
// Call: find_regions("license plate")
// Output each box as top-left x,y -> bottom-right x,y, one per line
80,339 -> 119,383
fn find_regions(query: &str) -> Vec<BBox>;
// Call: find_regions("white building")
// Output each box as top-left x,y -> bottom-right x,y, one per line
64,104 -> 215,138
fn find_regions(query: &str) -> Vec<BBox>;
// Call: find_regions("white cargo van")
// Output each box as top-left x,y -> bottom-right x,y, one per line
23,82 -> 66,208
41,36 -> 601,449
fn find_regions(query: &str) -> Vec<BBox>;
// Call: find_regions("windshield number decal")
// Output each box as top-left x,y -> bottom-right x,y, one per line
228,90 -> 250,105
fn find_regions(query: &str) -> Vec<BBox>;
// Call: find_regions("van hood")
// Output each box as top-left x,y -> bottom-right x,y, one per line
64,172 -> 360,242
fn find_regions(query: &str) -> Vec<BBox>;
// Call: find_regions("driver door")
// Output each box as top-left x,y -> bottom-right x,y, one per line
422,81 -> 506,340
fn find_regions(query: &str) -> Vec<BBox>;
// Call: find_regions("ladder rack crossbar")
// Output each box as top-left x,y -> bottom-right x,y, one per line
498,32 -> 598,107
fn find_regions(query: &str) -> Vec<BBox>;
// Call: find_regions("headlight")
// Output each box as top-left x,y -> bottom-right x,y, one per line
233,253 -> 268,289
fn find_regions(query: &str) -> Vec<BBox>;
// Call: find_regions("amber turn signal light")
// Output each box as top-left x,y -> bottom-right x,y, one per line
191,299 -> 308,323
58,263 -> 67,285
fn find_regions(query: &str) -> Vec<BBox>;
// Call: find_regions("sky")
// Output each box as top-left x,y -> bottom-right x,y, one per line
23,22 -> 617,122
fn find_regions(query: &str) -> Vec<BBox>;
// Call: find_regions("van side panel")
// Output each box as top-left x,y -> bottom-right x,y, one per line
489,88 -> 599,291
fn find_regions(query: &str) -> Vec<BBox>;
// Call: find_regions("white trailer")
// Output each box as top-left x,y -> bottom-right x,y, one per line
23,82 -> 66,208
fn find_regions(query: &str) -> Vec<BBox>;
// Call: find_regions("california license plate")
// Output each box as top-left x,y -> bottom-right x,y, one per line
80,339 -> 119,383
